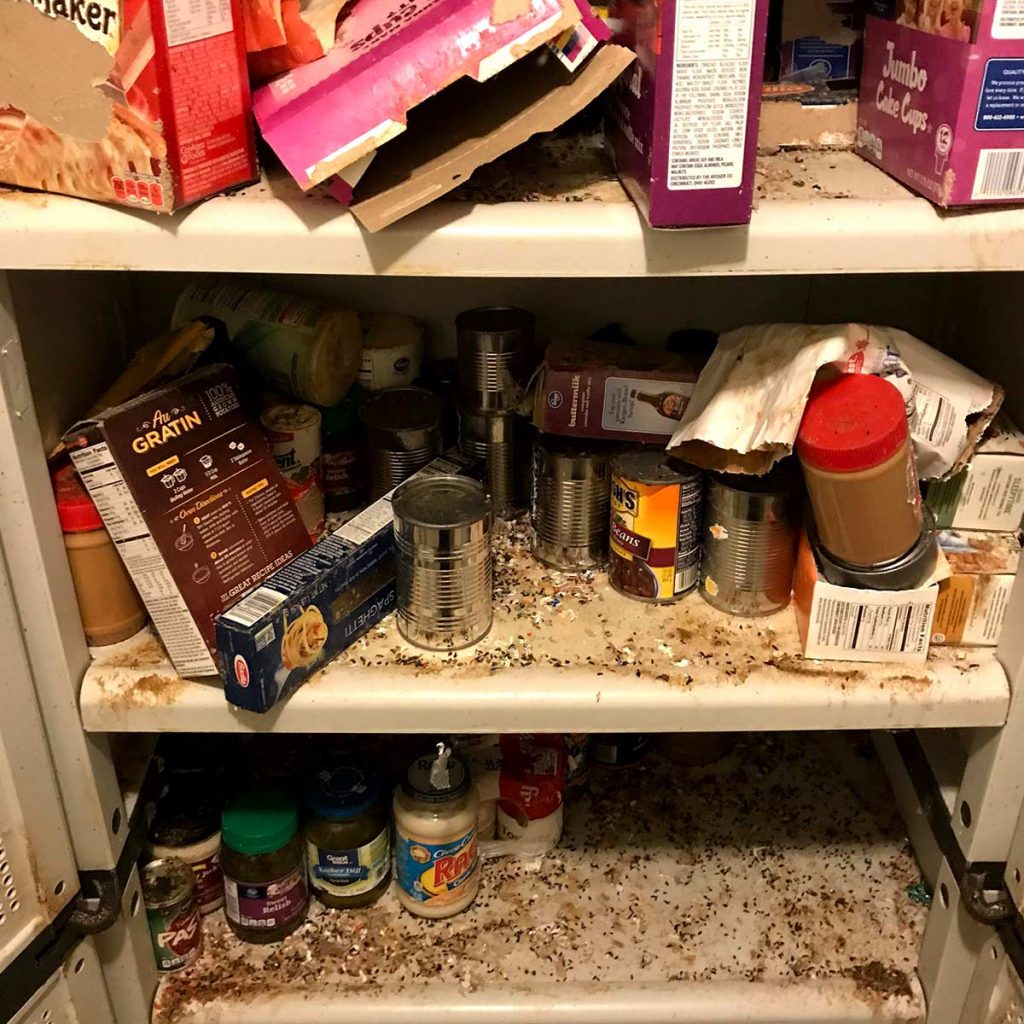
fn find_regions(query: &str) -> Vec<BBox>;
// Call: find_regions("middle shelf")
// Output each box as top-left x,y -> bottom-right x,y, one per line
152,734 -> 926,1024
80,524 -> 1010,734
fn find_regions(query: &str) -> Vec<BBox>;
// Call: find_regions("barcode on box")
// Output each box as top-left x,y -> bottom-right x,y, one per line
221,587 -> 288,627
814,598 -> 932,655
910,381 -> 956,448
973,149 -> 1024,199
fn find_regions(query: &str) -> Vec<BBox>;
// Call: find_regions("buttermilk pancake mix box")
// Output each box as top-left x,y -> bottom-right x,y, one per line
858,0 -> 1024,206
0,0 -> 256,211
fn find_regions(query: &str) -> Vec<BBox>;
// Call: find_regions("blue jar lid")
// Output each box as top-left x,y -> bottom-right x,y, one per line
304,764 -> 378,821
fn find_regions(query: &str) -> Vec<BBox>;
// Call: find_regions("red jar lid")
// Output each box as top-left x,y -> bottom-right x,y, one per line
797,374 -> 909,473
52,464 -> 103,533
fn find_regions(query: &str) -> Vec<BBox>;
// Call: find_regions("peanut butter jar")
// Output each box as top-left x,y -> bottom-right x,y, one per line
797,374 -> 924,569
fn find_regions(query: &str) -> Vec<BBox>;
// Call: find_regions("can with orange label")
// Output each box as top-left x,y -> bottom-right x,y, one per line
609,451 -> 703,602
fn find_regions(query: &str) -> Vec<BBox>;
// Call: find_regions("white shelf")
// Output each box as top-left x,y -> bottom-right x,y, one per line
153,735 -> 926,1024
4,150 -> 1024,277
80,525 -> 1009,735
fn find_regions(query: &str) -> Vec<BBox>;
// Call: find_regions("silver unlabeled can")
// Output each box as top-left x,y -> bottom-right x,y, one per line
360,387 -> 444,499
699,465 -> 800,616
458,407 -> 525,520
456,306 -> 536,412
261,403 -> 324,539
531,438 -> 613,570
393,475 -> 493,651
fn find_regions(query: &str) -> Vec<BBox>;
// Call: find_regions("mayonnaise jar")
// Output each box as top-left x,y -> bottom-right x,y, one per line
393,744 -> 480,919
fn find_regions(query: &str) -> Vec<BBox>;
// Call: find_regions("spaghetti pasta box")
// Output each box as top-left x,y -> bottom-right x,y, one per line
216,451 -> 479,714
252,0 -> 580,193
64,365 -> 310,678
605,0 -> 771,227
793,529 -> 948,664
0,0 -> 256,212
857,2 -> 1024,207
932,529 -> 1020,645
925,414 -> 1024,530
532,339 -> 702,443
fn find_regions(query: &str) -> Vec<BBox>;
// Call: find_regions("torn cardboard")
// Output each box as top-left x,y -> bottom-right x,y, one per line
349,44 -> 634,231
668,324 -> 1002,480
252,0 -> 581,191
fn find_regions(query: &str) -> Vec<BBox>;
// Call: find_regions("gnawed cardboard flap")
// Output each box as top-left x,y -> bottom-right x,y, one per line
350,44 -> 634,231
253,0 -> 580,190
667,324 -> 1001,479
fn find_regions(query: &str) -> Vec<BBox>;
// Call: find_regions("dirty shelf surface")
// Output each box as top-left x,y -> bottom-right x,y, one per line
80,523 -> 1009,734
155,735 -> 926,1024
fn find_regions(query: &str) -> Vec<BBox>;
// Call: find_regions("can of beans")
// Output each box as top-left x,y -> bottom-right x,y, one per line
609,451 -> 703,602
141,858 -> 203,973
261,404 -> 325,539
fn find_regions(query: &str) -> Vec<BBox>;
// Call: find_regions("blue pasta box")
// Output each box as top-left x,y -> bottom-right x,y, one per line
216,451 -> 478,713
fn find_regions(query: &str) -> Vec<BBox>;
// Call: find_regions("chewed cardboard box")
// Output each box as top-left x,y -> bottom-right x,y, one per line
0,0 -> 256,211
252,0 -> 581,192
857,0 -> 1024,206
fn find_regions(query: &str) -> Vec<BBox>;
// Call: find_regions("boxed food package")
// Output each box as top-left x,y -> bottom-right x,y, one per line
932,529 -> 1020,645
532,339 -> 703,443
781,0 -> 865,82
793,530 -> 947,664
216,452 -> 478,714
64,365 -> 311,677
252,0 -> 580,192
0,0 -> 257,212
925,415 -> 1024,530
606,0 -> 771,227
857,2 -> 1024,207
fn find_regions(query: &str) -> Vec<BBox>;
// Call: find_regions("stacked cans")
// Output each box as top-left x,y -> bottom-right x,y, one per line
456,307 -> 535,519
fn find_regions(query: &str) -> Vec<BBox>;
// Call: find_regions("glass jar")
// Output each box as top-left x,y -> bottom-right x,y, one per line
221,786 -> 308,944
303,762 -> 391,909
393,744 -> 479,919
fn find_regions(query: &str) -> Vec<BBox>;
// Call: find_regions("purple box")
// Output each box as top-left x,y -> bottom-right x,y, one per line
857,3 -> 1024,207
606,0 -> 771,228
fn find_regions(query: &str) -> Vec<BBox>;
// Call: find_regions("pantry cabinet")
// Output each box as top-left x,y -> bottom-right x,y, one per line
2,150 -> 1024,1024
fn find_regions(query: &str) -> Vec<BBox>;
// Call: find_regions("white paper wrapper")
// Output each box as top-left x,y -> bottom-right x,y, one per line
667,324 -> 1001,479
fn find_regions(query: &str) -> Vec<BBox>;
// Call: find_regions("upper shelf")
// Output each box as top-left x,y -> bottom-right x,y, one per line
80,523 -> 1010,735
5,145 -> 1024,277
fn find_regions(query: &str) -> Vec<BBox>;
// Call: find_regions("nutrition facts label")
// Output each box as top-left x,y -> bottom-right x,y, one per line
668,0 -> 755,192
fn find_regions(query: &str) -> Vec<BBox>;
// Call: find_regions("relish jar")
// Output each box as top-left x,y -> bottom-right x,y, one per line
303,762 -> 391,909
221,786 -> 308,944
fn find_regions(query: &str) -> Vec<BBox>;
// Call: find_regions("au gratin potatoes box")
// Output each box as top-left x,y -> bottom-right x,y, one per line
216,452 -> 478,714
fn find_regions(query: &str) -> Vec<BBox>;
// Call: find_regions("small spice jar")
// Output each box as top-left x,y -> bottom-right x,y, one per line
221,786 -> 308,944
393,744 -> 480,919
303,762 -> 391,909
52,464 -> 146,646
797,374 -> 924,568
145,790 -> 223,914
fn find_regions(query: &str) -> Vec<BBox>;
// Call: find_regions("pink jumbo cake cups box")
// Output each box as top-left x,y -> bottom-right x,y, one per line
606,0 -> 772,228
857,1 -> 1024,207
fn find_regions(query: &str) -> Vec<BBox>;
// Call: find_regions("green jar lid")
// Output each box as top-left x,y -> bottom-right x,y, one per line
322,388 -> 363,437
222,785 -> 298,855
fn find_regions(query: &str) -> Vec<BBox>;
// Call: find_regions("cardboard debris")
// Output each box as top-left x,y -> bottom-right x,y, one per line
350,44 -> 634,231
253,0 -> 581,192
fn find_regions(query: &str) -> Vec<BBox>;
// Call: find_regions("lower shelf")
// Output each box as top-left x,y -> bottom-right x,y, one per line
154,735 -> 927,1024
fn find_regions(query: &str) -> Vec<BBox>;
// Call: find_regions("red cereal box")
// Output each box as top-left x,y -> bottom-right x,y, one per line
0,0 -> 257,212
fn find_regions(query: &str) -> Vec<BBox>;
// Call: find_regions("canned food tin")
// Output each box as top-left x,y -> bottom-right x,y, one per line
456,307 -> 536,412
261,404 -> 325,539
531,438 -> 613,570
591,734 -> 647,767
360,388 -> 444,499
393,475 -> 493,650
141,857 -> 203,973
700,465 -> 800,617
458,408 -> 526,520
609,451 -> 703,602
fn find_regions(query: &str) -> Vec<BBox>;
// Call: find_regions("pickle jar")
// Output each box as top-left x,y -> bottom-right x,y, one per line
303,762 -> 391,909
221,786 -> 308,944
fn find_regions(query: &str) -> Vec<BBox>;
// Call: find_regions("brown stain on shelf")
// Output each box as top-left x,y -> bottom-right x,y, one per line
99,672 -> 187,708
